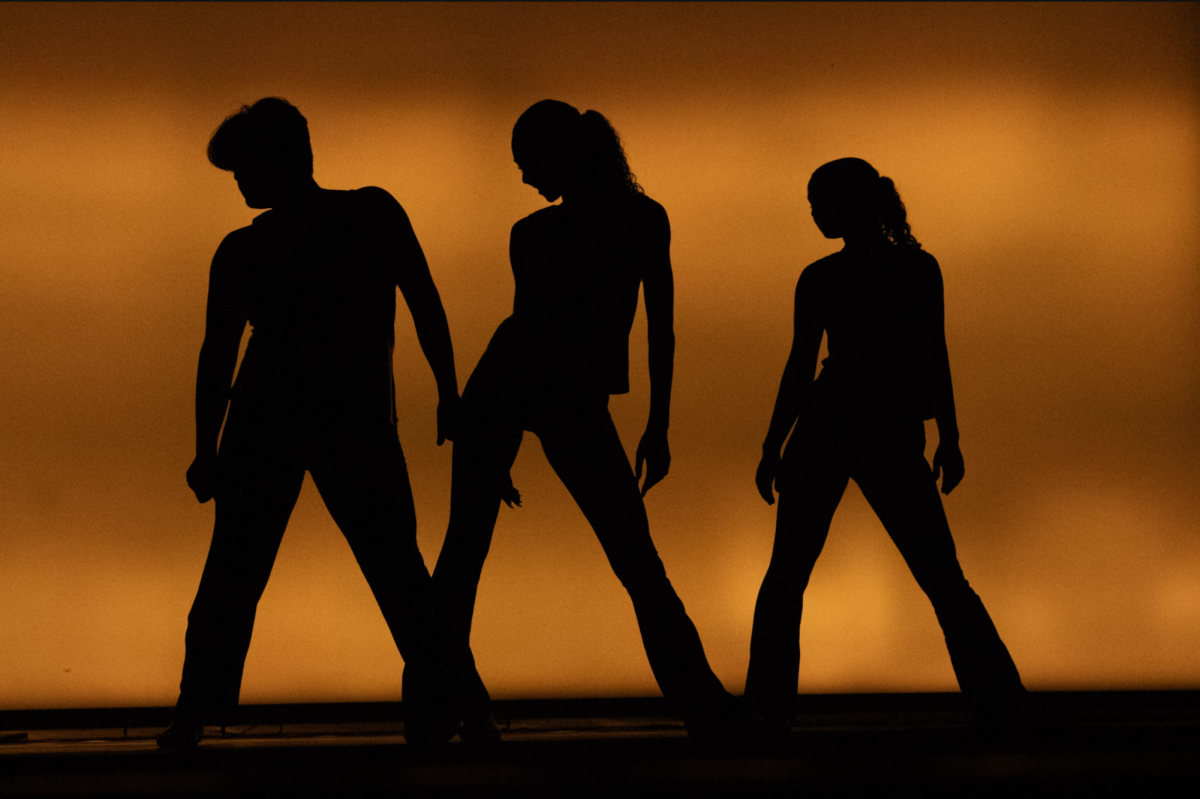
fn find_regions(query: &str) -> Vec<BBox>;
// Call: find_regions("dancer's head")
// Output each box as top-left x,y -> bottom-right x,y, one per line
208,97 -> 314,208
807,158 -> 919,248
512,99 -> 643,202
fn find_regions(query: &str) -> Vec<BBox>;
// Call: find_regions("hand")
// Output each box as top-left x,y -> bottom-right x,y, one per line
186,454 -> 218,503
635,428 -> 671,497
932,439 -> 965,495
756,449 -> 781,505
501,471 -> 522,509
436,393 -> 460,446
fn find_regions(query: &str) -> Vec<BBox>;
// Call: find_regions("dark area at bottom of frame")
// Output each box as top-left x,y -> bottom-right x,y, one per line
1,690 -> 1197,797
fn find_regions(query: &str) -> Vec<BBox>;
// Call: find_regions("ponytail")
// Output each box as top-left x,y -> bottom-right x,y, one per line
579,109 -> 644,196
877,175 -> 920,249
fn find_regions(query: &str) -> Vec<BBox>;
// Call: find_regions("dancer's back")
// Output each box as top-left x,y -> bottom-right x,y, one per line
800,243 -> 944,423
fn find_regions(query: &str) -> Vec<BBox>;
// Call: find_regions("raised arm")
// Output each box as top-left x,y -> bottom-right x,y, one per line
635,203 -> 675,497
383,191 -> 459,445
186,232 -> 249,503
755,268 -> 824,505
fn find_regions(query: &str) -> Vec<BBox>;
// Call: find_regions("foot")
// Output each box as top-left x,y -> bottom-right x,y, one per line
459,707 -> 502,751
402,661 -> 461,753
156,719 -> 203,750
971,690 -> 1038,730
685,694 -> 786,741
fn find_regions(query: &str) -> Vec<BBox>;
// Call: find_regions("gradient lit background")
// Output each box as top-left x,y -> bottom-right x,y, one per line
1,2 -> 1197,709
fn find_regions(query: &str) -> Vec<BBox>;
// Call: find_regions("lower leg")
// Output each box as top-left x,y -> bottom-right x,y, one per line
858,452 -> 1024,702
176,479 -> 299,723
539,415 -> 726,717
744,490 -> 839,718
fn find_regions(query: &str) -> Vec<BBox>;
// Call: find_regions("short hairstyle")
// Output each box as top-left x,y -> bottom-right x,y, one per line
207,97 -> 313,176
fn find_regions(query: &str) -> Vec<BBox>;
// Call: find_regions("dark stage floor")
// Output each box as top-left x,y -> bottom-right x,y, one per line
2,692 -> 1197,797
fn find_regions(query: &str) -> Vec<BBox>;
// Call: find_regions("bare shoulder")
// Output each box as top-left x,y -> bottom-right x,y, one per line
910,247 -> 940,270
630,193 -> 670,238
214,224 -> 257,266
906,248 -> 942,286
353,185 -> 409,221
798,252 -> 840,290
511,204 -> 559,245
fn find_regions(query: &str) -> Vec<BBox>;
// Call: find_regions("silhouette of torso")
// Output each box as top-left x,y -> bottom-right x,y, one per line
227,188 -> 400,428
484,193 -> 661,397
804,245 -> 942,422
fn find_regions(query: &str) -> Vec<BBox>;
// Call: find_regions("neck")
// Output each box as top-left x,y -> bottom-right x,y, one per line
561,181 -> 619,209
841,230 -> 888,253
273,177 -> 322,210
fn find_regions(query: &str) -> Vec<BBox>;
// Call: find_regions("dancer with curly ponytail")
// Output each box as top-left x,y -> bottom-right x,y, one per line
424,100 -> 748,740
746,158 -> 1026,728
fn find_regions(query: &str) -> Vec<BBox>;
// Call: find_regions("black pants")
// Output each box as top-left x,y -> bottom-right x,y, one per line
745,412 -> 1024,716
431,361 -> 729,718
175,410 -> 482,721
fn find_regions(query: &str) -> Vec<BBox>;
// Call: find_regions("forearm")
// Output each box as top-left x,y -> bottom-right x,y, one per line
194,344 -> 237,456
646,328 -> 674,432
412,303 -> 459,399
762,359 -> 807,456
931,341 -> 959,443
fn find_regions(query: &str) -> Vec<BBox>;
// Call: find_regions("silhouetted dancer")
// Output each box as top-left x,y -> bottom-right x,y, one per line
423,100 -> 748,738
745,158 -> 1026,729
156,98 -> 489,750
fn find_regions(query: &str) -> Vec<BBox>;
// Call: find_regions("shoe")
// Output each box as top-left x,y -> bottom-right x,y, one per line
971,689 -> 1038,730
685,694 -> 785,741
459,707 -> 502,751
747,711 -> 793,739
156,719 -> 203,750
402,661 -> 461,753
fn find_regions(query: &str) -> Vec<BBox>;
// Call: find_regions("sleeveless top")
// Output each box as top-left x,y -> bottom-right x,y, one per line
485,194 -> 663,396
801,245 -> 945,423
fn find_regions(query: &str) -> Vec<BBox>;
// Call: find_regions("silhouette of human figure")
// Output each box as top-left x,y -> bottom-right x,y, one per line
157,98 -> 486,749
425,100 -> 744,737
745,158 -> 1026,727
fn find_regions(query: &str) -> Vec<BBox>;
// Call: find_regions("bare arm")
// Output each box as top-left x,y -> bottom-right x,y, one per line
187,233 -> 249,502
755,271 -> 824,505
635,204 -> 675,496
925,258 -> 964,494
386,194 -> 459,444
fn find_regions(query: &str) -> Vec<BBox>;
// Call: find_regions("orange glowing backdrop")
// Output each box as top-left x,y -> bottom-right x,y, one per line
1,2 -> 1197,709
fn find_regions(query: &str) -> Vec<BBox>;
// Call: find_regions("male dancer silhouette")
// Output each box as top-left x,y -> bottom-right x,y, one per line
158,98 -> 485,749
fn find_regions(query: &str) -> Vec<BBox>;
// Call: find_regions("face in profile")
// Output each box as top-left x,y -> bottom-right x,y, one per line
808,188 -> 857,239
233,161 -> 292,209
807,158 -> 882,241
513,142 -> 574,203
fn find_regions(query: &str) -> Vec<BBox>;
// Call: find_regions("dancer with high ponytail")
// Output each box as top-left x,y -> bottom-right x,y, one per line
426,100 -> 746,738
746,158 -> 1026,728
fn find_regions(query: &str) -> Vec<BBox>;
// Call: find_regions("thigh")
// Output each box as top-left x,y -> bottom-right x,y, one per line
433,417 -> 524,582
308,427 -> 426,581
201,434 -> 306,598
771,422 -> 851,576
535,406 -> 662,576
852,429 -> 963,587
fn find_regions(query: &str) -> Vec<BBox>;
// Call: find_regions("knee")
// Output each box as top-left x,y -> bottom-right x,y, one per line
760,559 -> 814,598
916,567 -> 978,609
612,555 -> 675,604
